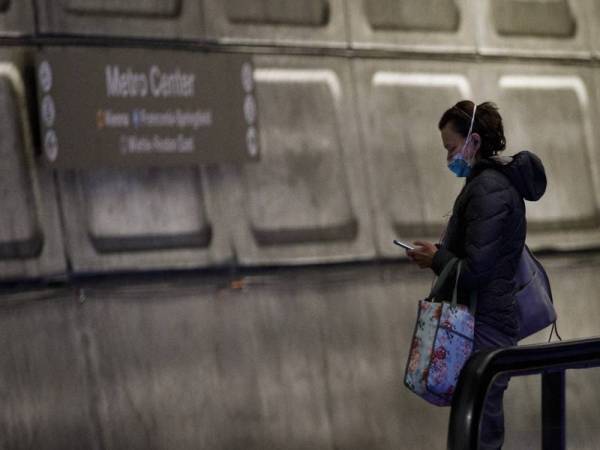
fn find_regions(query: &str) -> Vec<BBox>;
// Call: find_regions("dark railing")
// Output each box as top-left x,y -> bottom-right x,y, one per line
447,337 -> 600,450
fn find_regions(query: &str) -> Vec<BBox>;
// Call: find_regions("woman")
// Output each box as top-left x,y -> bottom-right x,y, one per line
407,100 -> 547,450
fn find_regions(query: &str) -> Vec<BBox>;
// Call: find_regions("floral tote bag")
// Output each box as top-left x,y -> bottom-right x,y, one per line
404,258 -> 476,406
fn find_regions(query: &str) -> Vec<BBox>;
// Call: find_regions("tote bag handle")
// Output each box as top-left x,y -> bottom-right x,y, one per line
427,257 -> 459,301
428,258 -> 477,314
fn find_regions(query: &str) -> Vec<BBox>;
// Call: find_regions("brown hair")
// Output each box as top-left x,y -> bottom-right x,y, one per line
438,101 -> 506,158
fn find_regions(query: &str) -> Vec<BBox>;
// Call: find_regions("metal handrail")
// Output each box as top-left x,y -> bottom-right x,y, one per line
447,337 -> 600,450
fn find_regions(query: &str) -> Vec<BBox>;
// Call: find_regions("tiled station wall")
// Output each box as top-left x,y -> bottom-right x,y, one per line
1,3 -> 599,450
3,0 -> 600,281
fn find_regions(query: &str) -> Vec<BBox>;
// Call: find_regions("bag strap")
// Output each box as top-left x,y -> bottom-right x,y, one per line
428,257 -> 477,314
427,257 -> 459,301
525,245 -> 562,342
524,244 -> 555,302
450,260 -> 478,314
451,260 -> 462,307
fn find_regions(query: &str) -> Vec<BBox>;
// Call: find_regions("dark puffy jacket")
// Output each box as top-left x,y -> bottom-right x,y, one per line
431,151 -> 547,337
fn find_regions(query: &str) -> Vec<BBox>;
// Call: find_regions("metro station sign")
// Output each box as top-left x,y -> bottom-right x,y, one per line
36,47 -> 260,168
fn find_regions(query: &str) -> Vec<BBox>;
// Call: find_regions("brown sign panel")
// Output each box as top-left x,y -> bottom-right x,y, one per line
36,47 -> 259,168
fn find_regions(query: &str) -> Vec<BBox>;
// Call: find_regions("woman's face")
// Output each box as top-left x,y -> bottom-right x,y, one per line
440,122 -> 480,163
440,123 -> 466,163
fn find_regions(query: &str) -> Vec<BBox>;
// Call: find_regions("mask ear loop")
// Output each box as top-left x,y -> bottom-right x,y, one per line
466,103 -> 477,143
462,103 -> 477,159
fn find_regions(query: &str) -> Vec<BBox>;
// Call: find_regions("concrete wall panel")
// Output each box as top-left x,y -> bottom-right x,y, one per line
215,55 -> 375,265
0,0 -> 34,36
478,0 -> 591,58
0,50 -> 66,282
58,166 -> 231,273
0,265 -> 448,450
479,63 -> 600,251
346,0 -> 477,54
73,285 -> 235,450
203,0 -> 347,47
353,59 -> 478,257
35,0 -> 204,40
0,290 -> 97,450
0,76 -> 41,260
1,254 -> 597,449
588,0 -> 600,58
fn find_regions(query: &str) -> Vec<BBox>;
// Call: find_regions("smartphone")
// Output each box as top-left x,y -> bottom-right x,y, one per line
393,239 -> 414,251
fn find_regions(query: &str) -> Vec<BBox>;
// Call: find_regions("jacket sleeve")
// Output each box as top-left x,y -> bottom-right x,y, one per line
432,177 -> 512,290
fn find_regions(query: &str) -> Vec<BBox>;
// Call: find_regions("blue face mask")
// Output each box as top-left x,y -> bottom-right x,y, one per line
448,153 -> 472,177
447,103 -> 477,178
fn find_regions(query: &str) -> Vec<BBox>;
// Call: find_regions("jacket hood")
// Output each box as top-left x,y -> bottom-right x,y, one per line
471,151 -> 547,201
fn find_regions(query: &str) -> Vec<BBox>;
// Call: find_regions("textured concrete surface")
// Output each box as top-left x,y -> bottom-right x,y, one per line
58,166 -> 232,273
0,1 -> 34,36
219,55 -> 375,265
479,0 -> 590,58
346,0 -> 478,53
203,0 -> 347,47
0,49 -> 65,281
35,0 -> 204,40
1,3 -> 599,447
0,255 -> 596,449
3,2 -> 600,278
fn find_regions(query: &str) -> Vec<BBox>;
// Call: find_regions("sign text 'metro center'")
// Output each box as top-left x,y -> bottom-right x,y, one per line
106,65 -> 196,98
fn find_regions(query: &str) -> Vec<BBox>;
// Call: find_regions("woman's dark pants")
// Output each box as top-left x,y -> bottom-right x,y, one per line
473,322 -> 518,450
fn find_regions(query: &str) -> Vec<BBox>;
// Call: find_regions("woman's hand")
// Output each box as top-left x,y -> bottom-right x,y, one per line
407,240 -> 438,269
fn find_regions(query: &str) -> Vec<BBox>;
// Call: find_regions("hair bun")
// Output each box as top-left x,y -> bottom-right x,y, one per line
439,100 -> 506,157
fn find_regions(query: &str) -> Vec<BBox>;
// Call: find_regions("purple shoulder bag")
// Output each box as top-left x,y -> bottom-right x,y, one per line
515,245 -> 558,340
